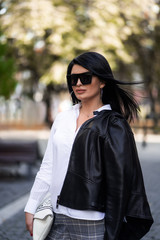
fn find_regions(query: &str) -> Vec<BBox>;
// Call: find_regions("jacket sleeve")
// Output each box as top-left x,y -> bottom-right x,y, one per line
102,115 -> 153,240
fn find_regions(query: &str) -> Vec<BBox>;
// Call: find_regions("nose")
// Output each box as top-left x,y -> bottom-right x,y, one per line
76,78 -> 82,86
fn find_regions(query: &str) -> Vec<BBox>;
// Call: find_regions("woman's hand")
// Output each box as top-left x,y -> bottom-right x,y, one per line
25,212 -> 34,237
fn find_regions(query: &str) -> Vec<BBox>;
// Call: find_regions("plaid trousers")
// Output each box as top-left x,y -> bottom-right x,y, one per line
45,213 -> 105,240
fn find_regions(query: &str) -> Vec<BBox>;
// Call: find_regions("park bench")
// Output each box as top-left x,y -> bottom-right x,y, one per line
0,139 -> 40,177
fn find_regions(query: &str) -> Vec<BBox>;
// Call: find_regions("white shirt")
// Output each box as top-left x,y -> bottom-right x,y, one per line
24,103 -> 111,220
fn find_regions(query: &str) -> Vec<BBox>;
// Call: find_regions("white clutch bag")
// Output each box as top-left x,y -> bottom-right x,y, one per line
33,196 -> 54,240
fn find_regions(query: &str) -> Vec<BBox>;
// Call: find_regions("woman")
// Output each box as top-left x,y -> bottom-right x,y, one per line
25,52 -> 153,240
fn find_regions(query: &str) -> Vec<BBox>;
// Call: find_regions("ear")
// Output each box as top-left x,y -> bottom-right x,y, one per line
100,81 -> 105,89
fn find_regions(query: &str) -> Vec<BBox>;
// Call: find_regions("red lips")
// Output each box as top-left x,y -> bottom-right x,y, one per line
75,89 -> 86,94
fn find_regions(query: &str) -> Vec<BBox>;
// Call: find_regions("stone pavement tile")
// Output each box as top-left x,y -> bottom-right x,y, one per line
0,210 -> 31,240
0,142 -> 159,239
0,176 -> 35,209
0,160 -> 159,240
141,160 -> 160,240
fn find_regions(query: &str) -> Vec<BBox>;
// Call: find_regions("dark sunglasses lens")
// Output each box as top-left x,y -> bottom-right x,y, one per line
68,73 -> 92,86
80,75 -> 92,85
70,75 -> 78,86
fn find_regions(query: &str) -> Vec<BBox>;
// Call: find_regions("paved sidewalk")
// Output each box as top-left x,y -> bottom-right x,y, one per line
0,130 -> 159,239
0,176 -> 34,209
1,152 -> 159,240
0,175 -> 35,239
137,140 -> 160,240
0,210 -> 31,240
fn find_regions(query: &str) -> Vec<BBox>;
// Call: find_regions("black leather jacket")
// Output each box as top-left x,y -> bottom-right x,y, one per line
58,110 -> 153,239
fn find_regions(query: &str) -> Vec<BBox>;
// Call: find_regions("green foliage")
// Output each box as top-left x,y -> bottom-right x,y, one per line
0,42 -> 17,99
0,0 -> 160,122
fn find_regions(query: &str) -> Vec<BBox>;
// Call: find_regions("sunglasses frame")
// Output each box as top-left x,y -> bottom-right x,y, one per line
67,72 -> 93,86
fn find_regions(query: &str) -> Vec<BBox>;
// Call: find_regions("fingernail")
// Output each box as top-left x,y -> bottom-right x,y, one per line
30,233 -> 33,236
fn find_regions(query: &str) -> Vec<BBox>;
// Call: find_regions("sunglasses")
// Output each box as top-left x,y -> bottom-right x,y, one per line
67,72 -> 92,86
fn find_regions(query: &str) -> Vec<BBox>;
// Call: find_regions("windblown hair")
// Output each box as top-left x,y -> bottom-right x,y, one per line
66,52 -> 140,122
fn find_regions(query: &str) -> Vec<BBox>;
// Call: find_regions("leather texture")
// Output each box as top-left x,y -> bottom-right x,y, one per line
59,110 -> 153,240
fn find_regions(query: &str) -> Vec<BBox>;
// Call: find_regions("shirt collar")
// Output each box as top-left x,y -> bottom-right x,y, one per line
96,104 -> 111,112
72,103 -> 111,112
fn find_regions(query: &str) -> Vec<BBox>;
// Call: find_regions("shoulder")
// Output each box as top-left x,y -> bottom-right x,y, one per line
52,103 -> 80,127
101,110 -> 131,128
94,110 -> 133,138
109,111 -> 132,132
106,111 -> 134,142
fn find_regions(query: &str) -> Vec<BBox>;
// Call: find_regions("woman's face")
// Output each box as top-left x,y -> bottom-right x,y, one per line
71,64 -> 105,103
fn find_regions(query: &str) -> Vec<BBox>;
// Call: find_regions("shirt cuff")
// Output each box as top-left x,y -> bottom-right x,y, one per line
24,198 -> 39,214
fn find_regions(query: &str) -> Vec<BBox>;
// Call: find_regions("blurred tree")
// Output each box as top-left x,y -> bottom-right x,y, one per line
0,0 -> 93,90
88,0 -> 160,126
0,0 -> 159,126
0,39 -> 17,99
117,0 -> 160,126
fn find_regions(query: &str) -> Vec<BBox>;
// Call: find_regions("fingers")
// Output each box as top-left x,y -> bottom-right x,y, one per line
25,212 -> 34,236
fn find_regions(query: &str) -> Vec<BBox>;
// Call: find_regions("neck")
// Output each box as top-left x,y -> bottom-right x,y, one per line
80,99 -> 103,117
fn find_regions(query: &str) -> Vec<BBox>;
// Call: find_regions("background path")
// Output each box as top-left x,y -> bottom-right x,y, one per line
0,130 -> 159,239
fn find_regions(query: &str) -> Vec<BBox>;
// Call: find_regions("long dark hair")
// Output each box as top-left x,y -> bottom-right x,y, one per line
67,52 -> 140,122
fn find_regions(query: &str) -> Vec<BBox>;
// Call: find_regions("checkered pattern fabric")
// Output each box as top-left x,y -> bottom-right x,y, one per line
45,213 -> 105,240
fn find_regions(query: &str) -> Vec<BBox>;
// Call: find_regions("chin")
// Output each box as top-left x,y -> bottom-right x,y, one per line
76,96 -> 87,101
75,94 -> 84,101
